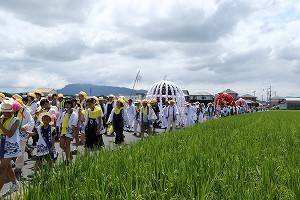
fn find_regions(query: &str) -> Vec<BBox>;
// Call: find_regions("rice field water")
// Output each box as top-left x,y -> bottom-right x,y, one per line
20,111 -> 300,199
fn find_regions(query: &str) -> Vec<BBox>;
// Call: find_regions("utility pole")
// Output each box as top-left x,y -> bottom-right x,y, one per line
269,86 -> 272,102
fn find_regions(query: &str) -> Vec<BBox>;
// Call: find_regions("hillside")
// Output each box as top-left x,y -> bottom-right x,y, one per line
58,83 -> 147,96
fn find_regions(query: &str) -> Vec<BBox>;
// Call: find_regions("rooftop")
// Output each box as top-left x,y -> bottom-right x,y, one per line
219,89 -> 238,94
190,91 -> 213,96
240,94 -> 257,98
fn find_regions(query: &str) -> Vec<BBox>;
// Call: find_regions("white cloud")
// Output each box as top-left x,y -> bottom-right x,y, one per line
0,0 -> 299,98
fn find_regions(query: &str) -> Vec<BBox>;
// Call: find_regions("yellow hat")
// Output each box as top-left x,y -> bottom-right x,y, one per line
151,98 -> 157,103
169,99 -> 175,103
58,93 -> 64,98
79,91 -> 87,97
34,89 -> 44,96
0,93 -> 5,98
12,94 -> 23,105
98,97 -> 104,101
117,98 -> 126,105
28,93 -> 37,99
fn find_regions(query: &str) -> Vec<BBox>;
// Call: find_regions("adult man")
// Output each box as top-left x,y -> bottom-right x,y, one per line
166,100 -> 179,132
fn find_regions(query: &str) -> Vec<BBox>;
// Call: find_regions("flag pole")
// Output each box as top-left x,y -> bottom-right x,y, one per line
130,70 -> 141,98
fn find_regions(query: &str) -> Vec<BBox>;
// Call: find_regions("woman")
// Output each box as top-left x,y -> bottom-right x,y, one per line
83,98 -> 103,151
0,99 -> 22,192
107,98 -> 128,145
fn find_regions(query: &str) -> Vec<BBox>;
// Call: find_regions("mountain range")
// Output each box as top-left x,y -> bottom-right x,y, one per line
58,83 -> 147,96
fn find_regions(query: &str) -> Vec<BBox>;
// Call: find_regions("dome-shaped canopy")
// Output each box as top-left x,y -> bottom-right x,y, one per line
146,80 -> 186,110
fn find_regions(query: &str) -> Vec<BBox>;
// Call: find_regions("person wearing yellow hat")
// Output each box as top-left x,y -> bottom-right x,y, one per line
104,94 -> 116,135
166,99 -> 179,132
133,100 -> 141,136
34,90 -> 44,104
0,93 -> 5,103
107,98 -> 128,145
150,98 -> 160,134
78,91 -> 87,110
25,112 -> 57,171
82,98 -> 104,151
27,93 -> 38,118
0,98 -> 22,192
57,93 -> 65,116
12,94 -> 35,177
138,100 -> 157,139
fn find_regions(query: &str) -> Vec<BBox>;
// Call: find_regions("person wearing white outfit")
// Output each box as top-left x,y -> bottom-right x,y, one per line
13,94 -> 35,177
166,100 -> 179,132
133,100 -> 141,136
183,103 -> 195,127
125,99 -> 136,132
197,106 -> 205,123
0,99 -> 22,192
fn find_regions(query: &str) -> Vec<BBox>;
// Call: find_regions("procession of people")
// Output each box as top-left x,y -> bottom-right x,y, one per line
0,90 -> 263,194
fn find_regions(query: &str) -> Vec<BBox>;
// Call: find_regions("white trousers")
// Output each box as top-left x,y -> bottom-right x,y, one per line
166,118 -> 176,132
133,119 -> 140,133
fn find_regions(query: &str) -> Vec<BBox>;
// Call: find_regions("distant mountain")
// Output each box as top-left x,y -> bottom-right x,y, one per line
58,84 -> 147,96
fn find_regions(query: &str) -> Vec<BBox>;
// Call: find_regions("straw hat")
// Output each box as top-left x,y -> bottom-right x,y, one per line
34,89 -> 44,96
39,112 -> 54,125
12,94 -> 24,106
58,93 -> 64,98
0,99 -> 15,112
28,93 -> 37,99
108,94 -> 115,98
98,97 -> 104,101
169,99 -> 176,103
116,98 -> 126,105
79,91 -> 87,97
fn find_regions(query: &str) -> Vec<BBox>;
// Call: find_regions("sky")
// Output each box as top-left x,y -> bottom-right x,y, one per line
0,0 -> 300,99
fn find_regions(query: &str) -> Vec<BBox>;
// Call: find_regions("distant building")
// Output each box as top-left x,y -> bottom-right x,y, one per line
279,98 -> 300,110
123,94 -> 146,102
189,91 -> 214,105
218,89 -> 239,100
239,94 -> 257,102
270,97 -> 285,108
36,88 -> 57,96
182,90 -> 190,102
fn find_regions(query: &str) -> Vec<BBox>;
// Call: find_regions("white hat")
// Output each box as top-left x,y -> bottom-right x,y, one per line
0,99 -> 14,112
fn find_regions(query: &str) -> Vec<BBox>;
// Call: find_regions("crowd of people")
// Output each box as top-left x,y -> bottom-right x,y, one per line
0,90 -> 262,193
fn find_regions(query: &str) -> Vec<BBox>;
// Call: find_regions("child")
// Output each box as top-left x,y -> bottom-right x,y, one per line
26,112 -> 57,170
83,98 -> 104,151
107,98 -> 129,145
59,100 -> 77,164
0,99 -> 22,192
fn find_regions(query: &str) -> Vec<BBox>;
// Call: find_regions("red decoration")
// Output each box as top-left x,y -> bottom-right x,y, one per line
215,93 -> 236,107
